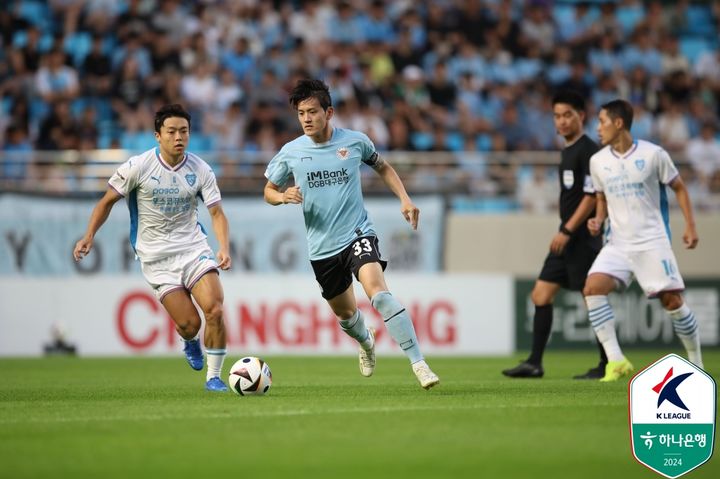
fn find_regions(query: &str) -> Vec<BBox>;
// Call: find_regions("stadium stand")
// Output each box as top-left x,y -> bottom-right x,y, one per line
0,0 -> 719,210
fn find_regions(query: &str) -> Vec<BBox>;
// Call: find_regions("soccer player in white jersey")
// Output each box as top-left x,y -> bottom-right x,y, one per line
584,99 -> 703,381
73,104 -> 232,392
263,79 -> 439,389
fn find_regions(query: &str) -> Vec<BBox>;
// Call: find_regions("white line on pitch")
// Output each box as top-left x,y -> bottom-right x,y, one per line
0,401 -> 624,425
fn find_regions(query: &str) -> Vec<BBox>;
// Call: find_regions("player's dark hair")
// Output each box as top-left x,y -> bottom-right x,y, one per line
289,79 -> 332,110
551,90 -> 585,112
601,99 -> 634,130
154,104 -> 191,133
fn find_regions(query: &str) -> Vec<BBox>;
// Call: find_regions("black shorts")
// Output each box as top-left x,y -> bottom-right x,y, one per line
311,236 -> 388,300
538,236 -> 601,291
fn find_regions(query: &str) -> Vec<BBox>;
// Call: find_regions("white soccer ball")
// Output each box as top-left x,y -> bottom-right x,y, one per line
228,356 -> 272,396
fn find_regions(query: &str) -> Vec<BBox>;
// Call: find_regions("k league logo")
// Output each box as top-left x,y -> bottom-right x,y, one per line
654,367 -> 693,413
629,354 -> 716,478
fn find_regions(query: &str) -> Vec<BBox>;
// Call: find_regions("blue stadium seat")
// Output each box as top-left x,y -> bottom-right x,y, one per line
97,132 -> 114,149
190,133 -> 216,152
679,37 -> 712,65
410,132 -> 433,151
29,99 -> 49,124
120,131 -> 156,152
70,97 -> 89,117
475,134 -> 493,152
1,97 -> 12,115
64,32 -> 92,67
445,132 -> 464,152
615,4 -> 645,35
552,4 -> 575,28
17,1 -> 51,30
685,5 -> 716,37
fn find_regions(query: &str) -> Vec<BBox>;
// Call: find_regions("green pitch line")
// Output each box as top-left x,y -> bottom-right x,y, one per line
0,351 -> 717,479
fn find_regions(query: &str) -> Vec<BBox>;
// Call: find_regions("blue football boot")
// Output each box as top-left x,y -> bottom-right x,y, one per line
205,377 -> 228,392
183,338 -> 204,371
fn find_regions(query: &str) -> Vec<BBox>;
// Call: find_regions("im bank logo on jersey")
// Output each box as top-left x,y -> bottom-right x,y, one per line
629,354 -> 716,478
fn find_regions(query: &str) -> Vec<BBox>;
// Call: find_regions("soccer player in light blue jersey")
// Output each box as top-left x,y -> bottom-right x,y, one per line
73,104 -> 232,392
264,79 -> 439,389
584,99 -> 703,381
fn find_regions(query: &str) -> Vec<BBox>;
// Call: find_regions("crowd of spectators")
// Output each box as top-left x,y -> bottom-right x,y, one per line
1,0 -> 719,207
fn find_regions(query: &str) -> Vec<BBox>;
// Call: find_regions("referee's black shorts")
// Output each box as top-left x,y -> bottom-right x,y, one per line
538,236 -> 601,291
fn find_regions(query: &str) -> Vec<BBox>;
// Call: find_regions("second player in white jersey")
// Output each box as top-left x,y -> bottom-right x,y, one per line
108,147 -> 221,262
583,100 -> 702,381
590,139 -> 678,251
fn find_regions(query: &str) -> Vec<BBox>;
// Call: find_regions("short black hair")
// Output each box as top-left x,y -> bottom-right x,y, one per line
551,90 -> 586,113
289,78 -> 332,110
154,104 -> 191,133
601,99 -> 633,130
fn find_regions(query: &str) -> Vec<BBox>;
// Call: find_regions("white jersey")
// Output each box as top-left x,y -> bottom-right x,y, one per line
108,147 -> 222,262
590,139 -> 678,251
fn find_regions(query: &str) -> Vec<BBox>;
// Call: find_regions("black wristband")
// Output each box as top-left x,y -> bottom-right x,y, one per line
560,225 -> 573,236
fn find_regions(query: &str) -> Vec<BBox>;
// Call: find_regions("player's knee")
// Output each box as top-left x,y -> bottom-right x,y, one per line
583,282 -> 602,297
176,318 -> 201,338
202,302 -> 224,325
332,307 -> 356,320
660,293 -> 683,311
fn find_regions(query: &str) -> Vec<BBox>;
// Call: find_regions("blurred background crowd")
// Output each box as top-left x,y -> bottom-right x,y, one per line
1,0 -> 719,209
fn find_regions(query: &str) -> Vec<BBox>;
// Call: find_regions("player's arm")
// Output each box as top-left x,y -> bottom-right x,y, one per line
73,188 -> 123,261
370,155 -> 419,230
263,180 -> 302,205
587,192 -> 607,236
669,176 -> 699,249
550,194 -> 597,254
208,203 -> 232,270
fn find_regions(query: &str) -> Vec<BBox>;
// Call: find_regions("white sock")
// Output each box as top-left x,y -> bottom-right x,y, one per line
206,348 -> 227,381
667,303 -> 703,368
586,295 -> 624,362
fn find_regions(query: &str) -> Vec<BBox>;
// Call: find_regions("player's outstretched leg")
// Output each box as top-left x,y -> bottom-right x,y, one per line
339,309 -> 376,377
205,348 -> 228,392
371,291 -> 439,389
586,295 -> 634,381
668,302 -> 703,369
183,337 -> 204,371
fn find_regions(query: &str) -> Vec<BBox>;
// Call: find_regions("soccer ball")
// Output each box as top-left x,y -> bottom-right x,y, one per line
228,356 -> 272,396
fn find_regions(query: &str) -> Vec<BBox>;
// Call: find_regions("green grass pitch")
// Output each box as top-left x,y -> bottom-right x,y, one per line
1,351 -> 717,479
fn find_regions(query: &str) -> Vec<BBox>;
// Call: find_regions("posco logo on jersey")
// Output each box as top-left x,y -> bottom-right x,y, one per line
152,187 -> 180,195
306,168 -> 350,188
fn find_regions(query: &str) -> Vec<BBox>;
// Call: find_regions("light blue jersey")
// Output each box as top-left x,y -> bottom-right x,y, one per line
265,128 -> 380,260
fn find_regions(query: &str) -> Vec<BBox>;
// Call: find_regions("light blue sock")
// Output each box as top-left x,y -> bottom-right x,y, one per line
371,291 -> 423,363
338,309 -> 372,350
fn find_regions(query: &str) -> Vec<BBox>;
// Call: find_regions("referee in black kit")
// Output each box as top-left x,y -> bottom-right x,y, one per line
503,90 -> 607,379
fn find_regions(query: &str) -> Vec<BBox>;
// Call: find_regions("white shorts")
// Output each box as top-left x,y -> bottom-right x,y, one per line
141,245 -> 219,301
587,243 -> 685,298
